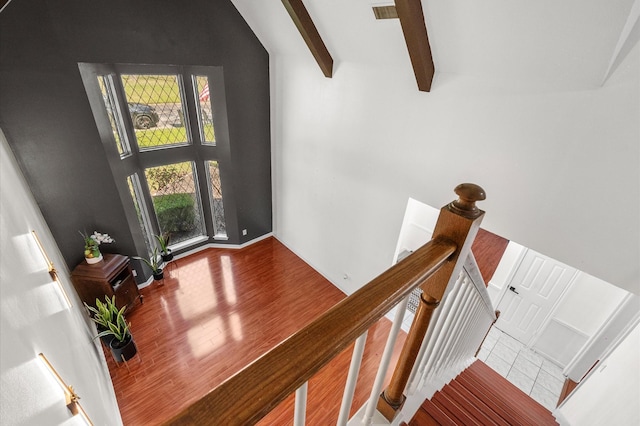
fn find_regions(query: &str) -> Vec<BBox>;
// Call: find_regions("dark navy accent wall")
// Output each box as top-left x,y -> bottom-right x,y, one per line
0,0 -> 272,270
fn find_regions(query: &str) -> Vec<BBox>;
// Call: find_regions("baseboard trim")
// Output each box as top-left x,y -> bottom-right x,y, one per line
135,233 -> 274,288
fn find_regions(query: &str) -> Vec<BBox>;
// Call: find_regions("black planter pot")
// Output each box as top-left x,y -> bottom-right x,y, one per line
97,325 -> 114,347
153,269 -> 164,280
161,250 -> 174,262
110,334 -> 137,363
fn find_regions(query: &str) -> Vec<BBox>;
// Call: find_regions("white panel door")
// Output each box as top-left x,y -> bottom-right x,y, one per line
495,249 -> 577,344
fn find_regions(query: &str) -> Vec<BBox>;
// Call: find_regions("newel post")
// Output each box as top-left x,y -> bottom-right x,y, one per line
377,183 -> 486,421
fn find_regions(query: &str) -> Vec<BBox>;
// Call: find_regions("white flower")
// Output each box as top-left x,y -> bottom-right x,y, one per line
90,231 -> 115,245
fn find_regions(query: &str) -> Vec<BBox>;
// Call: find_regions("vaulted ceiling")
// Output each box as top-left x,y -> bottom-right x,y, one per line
233,0 -> 639,92
232,0 -> 639,295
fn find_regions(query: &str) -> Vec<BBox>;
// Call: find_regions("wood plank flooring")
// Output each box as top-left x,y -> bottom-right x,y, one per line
106,237 -> 406,425
471,229 -> 509,285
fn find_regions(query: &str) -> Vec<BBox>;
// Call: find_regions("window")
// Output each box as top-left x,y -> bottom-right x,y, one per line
194,75 -> 216,144
206,161 -> 227,238
127,174 -> 155,254
85,64 -> 231,254
120,74 -> 189,150
97,75 -> 130,157
144,161 -> 206,245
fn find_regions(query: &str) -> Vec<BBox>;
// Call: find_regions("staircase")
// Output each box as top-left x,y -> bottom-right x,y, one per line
166,184 -> 509,425
409,360 -> 559,426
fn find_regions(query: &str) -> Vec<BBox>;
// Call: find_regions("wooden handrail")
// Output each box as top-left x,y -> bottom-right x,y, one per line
378,183 -> 485,420
165,239 -> 456,425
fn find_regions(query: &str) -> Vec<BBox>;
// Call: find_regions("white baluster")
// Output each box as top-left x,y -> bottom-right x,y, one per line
448,278 -> 475,364
432,282 -> 473,383
456,299 -> 482,369
421,274 -> 467,389
454,290 -> 480,362
294,382 -> 308,426
337,331 -> 368,426
472,314 -> 493,356
406,291 -> 447,394
414,276 -> 463,390
362,296 -> 410,424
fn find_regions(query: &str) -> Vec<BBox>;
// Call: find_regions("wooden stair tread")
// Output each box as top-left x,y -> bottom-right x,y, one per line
432,392 -> 484,426
411,360 -> 558,426
408,408 -> 440,426
446,380 -> 507,426
417,397 -> 459,426
463,361 -> 556,423
456,373 -> 539,426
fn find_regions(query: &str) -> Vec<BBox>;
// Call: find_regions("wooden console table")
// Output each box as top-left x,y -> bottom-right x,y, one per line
71,254 -> 143,311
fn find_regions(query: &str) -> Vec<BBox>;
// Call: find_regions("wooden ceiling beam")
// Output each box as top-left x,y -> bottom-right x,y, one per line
282,0 -> 334,78
395,0 -> 435,92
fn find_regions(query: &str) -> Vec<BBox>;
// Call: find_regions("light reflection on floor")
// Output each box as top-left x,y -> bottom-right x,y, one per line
109,238 -> 347,426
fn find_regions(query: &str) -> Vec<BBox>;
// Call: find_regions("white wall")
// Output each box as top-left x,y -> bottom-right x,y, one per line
531,270 -> 630,366
564,292 -> 640,381
556,320 -> 640,426
0,130 -> 122,425
234,1 -> 639,297
270,51 -> 639,297
552,273 -> 629,336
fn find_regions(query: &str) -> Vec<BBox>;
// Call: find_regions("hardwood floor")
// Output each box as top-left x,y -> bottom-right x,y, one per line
106,237 -> 406,425
471,229 -> 509,285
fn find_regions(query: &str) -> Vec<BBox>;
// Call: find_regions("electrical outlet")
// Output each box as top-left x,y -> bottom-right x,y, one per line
242,229 -> 247,236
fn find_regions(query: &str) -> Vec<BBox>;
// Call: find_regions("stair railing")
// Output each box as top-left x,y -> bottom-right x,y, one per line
164,184 -> 486,426
351,249 -> 499,425
413,252 -> 498,397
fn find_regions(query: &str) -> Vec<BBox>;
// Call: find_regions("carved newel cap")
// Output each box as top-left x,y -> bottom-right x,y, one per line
448,183 -> 486,219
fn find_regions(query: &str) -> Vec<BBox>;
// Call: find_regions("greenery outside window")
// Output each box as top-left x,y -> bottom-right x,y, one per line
144,161 -> 206,245
120,74 -> 189,150
82,63 -> 233,257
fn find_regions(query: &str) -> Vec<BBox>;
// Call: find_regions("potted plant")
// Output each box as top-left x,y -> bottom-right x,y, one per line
135,248 -> 164,281
84,296 -> 118,347
79,230 -> 114,264
94,302 -> 137,363
155,232 -> 173,262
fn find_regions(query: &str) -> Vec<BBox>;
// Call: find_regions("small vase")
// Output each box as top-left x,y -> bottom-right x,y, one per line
86,253 -> 103,264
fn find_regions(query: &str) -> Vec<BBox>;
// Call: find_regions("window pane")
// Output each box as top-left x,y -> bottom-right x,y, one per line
97,75 -> 130,157
194,76 -> 216,144
206,161 -> 227,238
144,161 -> 205,245
127,174 -> 154,256
121,74 -> 189,150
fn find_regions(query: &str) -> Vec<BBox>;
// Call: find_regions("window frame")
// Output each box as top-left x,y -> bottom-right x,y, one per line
127,173 -> 156,256
205,160 -> 228,240
98,74 -> 132,158
80,62 -> 237,258
120,72 -> 193,152
143,160 -> 208,246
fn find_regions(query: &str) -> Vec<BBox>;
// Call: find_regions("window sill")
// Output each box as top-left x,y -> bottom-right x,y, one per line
169,235 -> 209,252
